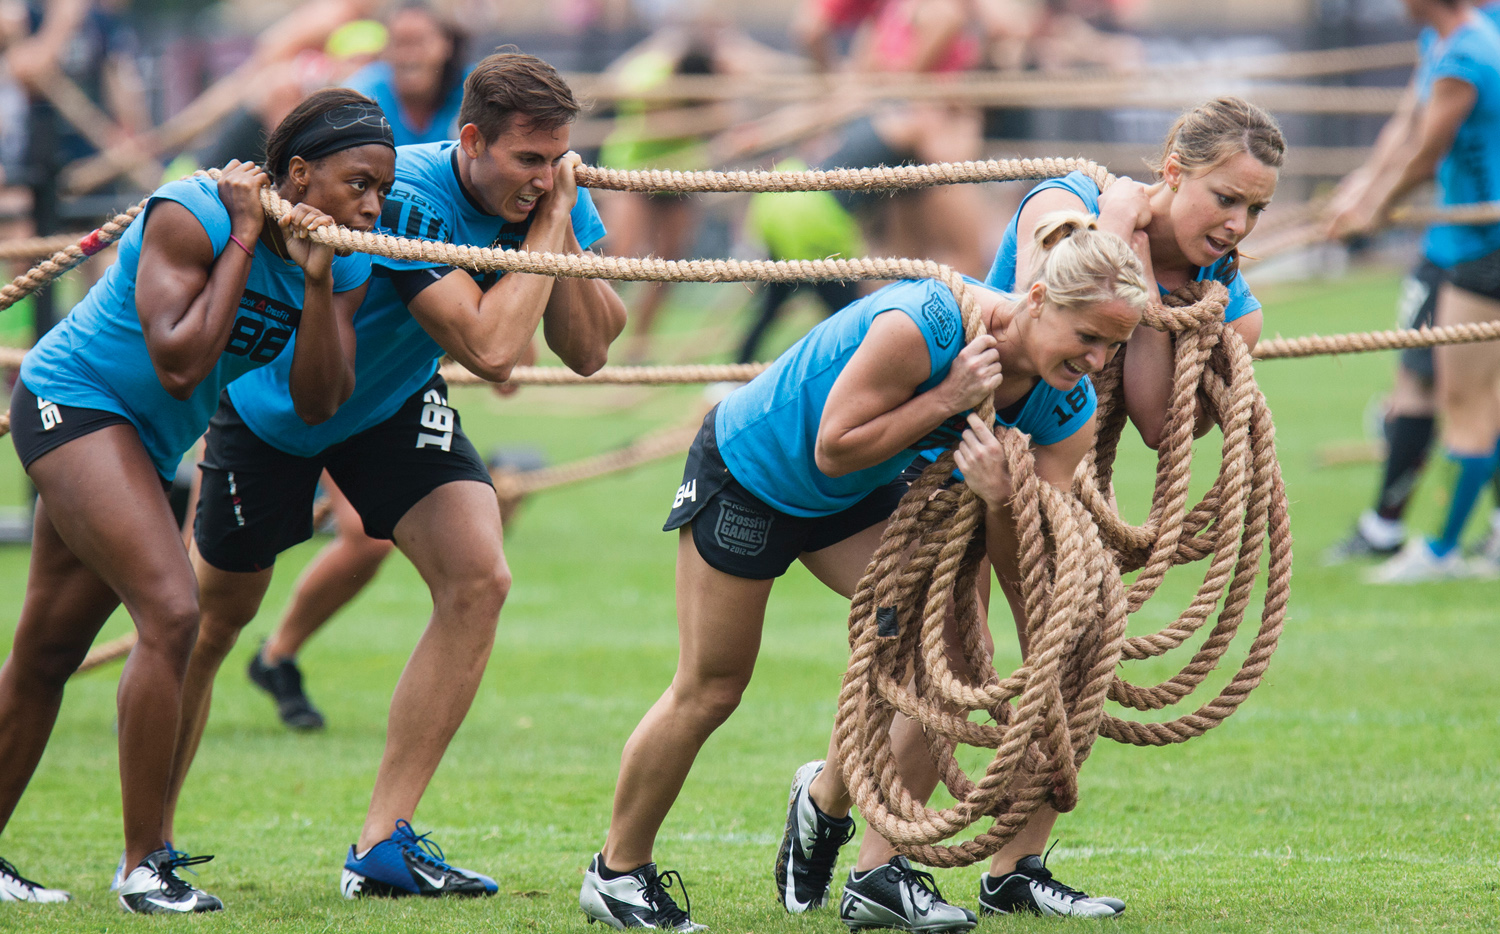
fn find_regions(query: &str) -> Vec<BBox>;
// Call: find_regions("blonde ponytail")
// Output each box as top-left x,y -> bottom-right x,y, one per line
1028,210 -> 1151,316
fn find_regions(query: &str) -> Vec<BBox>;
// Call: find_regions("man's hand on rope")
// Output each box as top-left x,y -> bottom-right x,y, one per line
217,160 -> 270,244
1095,177 -> 1153,242
934,333 -> 1004,415
952,413 -> 1012,506
277,204 -> 337,280
1325,197 -> 1384,241
538,152 -> 583,225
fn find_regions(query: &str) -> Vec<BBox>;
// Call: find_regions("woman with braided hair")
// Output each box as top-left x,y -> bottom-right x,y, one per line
0,87 -> 394,912
773,97 -> 1282,930
582,212 -> 1150,932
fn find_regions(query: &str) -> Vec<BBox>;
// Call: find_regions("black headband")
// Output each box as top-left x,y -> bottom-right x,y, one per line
276,101 -> 395,177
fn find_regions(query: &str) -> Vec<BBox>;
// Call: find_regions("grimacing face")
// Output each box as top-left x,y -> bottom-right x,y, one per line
288,144 -> 396,232
1024,287 -> 1141,391
459,118 -> 571,222
1164,150 -> 1278,269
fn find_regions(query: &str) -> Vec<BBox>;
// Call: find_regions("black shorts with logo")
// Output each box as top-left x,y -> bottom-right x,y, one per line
194,374 -> 492,573
1397,258 -> 1444,384
663,408 -> 910,580
10,379 -> 134,473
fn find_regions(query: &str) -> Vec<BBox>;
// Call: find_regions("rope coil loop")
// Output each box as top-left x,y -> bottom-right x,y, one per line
833,275 -> 1290,868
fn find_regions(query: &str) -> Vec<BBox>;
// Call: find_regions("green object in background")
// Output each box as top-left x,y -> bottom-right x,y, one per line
0,295 -> 34,347
746,159 -> 864,262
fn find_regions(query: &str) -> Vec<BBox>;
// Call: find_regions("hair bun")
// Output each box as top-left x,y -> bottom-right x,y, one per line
1033,210 -> 1100,252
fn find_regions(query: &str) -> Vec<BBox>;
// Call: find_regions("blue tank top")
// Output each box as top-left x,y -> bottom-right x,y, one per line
344,63 -> 467,148
227,141 -> 607,457
715,277 -> 1096,517
985,171 -> 1260,323
1416,14 -> 1500,267
20,176 -> 371,478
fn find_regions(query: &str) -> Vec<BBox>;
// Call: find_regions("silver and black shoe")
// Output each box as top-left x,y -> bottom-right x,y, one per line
977,854 -> 1124,918
838,856 -> 976,932
775,760 -> 855,912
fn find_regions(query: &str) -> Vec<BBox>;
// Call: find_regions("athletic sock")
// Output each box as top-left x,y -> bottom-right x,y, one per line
1375,415 -> 1436,521
597,860 -> 645,881
1433,447 -> 1500,556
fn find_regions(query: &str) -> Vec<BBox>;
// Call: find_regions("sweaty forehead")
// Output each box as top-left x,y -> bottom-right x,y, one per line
1200,152 -> 1278,201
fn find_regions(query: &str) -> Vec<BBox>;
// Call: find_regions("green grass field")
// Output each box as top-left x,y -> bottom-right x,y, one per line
1,269 -> 1498,932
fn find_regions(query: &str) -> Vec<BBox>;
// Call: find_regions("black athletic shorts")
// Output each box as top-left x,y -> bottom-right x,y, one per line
1397,258 -> 1444,384
1447,244 -> 1500,303
194,373 -> 492,573
662,407 -> 911,580
10,379 -> 135,473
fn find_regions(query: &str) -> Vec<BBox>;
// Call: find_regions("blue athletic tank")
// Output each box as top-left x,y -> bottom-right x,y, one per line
1415,13 -> 1500,267
20,176 -> 371,478
716,277 -> 1096,517
985,171 -> 1260,323
227,141 -> 607,457
344,63 -> 467,148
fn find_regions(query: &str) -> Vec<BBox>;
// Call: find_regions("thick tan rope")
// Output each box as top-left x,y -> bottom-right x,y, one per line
0,233 -> 98,262
0,199 -> 149,313
833,276 -> 1290,867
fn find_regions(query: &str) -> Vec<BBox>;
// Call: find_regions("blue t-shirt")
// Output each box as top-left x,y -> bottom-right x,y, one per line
715,277 -> 1096,517
228,141 -> 607,456
20,176 -> 371,478
344,62 -> 467,148
1415,14 -> 1500,267
985,171 -> 1261,323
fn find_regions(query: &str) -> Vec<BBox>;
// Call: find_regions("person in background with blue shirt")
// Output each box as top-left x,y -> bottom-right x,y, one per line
344,2 -> 467,147
1330,0 -> 1500,583
580,214 -> 1150,931
0,88 -> 395,911
158,53 -> 626,900
990,97 -> 1284,453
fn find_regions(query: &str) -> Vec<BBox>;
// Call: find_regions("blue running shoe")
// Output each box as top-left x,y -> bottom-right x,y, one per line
340,820 -> 497,898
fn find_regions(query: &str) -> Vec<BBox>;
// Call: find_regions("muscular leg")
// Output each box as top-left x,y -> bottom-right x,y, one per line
162,550 -> 274,843
1432,285 -> 1500,553
355,480 -> 510,851
263,478 -> 393,665
4,426 -> 203,869
0,500 -> 121,836
601,529 -> 774,871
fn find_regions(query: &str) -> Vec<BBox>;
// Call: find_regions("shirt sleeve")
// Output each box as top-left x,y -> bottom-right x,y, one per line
1223,269 -> 1262,323
1432,37 -> 1488,90
331,251 -> 373,293
147,179 -> 231,257
572,188 -> 608,251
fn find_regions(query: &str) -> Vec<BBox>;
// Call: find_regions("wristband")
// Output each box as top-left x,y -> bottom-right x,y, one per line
228,234 -> 255,258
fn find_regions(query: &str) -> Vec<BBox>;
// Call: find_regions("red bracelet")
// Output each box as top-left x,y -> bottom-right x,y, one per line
228,234 -> 255,258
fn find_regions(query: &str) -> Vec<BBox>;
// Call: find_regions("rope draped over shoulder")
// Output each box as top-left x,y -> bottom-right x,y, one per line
833,270 -> 1289,867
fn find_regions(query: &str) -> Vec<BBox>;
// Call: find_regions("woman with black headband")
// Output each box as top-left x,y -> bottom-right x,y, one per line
0,88 -> 394,913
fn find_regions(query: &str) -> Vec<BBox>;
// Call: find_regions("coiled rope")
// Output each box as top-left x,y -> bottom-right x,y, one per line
833,277 -> 1289,867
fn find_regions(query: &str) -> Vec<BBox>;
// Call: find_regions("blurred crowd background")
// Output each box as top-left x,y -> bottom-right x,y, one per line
0,0 -> 1428,357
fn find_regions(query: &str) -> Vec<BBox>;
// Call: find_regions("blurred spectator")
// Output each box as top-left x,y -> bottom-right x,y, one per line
344,2 -> 468,147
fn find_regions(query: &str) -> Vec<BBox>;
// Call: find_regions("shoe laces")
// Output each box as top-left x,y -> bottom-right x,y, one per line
641,867 -> 694,928
0,857 -> 45,890
392,820 -> 453,872
156,850 -> 214,899
805,813 -> 856,891
890,859 -> 947,909
1027,841 -> 1087,902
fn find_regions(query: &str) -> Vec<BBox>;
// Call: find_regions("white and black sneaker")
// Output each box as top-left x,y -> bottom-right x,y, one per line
775,760 -> 856,912
579,853 -> 706,931
838,856 -> 977,932
977,854 -> 1124,917
0,857 -> 70,903
117,848 -> 223,914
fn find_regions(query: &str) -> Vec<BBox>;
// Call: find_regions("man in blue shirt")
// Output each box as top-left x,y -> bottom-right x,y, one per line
161,53 -> 626,896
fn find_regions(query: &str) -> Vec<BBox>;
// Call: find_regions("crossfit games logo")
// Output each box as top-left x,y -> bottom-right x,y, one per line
36,396 -> 63,431
713,501 -> 772,556
920,292 -> 958,349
